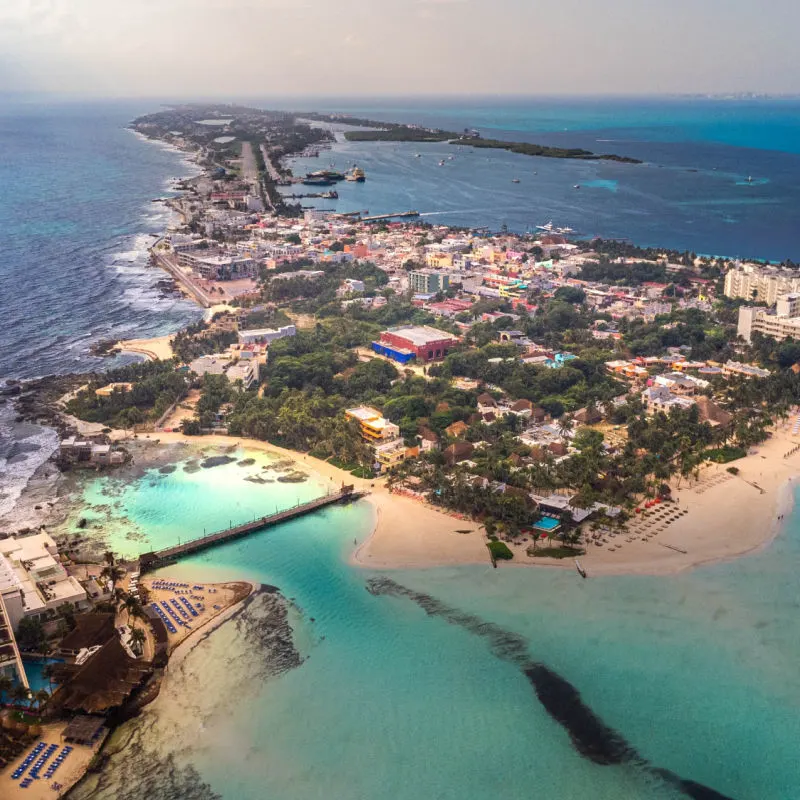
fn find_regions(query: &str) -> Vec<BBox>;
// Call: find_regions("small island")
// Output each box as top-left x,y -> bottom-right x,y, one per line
301,112 -> 642,163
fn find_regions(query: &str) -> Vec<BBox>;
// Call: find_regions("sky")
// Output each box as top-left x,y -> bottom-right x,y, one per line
1,0 -> 798,97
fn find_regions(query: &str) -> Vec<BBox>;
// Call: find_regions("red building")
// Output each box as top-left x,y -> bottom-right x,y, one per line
373,325 -> 460,364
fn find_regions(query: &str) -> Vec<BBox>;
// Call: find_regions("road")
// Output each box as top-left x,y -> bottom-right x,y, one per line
240,141 -> 260,193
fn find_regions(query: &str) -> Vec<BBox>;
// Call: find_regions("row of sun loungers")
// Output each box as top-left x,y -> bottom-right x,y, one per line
13,742 -> 72,786
150,602 -> 178,634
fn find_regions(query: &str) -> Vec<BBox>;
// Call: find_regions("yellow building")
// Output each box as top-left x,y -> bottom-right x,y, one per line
95,382 -> 134,397
345,406 -> 400,442
425,252 -> 454,269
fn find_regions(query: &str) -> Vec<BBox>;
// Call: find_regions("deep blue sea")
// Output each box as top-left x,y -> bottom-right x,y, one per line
275,96 -> 800,262
0,99 -> 202,382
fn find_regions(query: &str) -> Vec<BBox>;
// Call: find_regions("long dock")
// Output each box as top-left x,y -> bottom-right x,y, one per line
360,210 -> 420,222
139,488 -> 366,571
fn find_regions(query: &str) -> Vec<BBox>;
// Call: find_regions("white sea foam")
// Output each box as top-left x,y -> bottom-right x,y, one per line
0,401 -> 59,519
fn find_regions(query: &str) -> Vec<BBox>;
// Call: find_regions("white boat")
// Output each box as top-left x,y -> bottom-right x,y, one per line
575,559 -> 587,579
438,160 -> 445,166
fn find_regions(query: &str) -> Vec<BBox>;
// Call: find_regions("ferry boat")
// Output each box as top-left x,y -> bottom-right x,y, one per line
346,166 -> 366,182
302,176 -> 334,186
307,169 -> 345,182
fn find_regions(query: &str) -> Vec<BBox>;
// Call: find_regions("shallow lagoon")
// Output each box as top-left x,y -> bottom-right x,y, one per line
68,446 -> 800,800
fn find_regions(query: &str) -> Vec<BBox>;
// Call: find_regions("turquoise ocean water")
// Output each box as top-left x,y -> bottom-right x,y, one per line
66,446 -> 800,800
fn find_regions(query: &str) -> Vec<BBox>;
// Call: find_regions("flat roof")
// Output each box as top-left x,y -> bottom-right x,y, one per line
346,406 -> 383,422
384,325 -> 458,347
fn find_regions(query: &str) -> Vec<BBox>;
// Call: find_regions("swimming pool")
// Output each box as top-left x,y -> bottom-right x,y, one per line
533,517 -> 561,531
20,657 -> 63,694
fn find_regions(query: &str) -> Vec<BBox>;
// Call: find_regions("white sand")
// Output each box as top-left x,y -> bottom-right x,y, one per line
0,721 -> 106,800
137,428 -> 800,576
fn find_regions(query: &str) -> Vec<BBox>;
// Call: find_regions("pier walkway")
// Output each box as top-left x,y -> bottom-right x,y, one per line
139,487 -> 366,571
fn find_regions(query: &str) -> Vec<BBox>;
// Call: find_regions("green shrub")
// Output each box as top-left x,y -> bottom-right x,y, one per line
487,541 -> 514,560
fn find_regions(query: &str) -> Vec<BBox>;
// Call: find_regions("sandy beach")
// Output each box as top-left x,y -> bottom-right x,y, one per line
113,334 -> 175,362
120,426 -> 800,576
138,577 -> 253,655
0,721 -> 107,800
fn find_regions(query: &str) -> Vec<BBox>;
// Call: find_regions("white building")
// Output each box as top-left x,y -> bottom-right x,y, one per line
238,324 -> 296,346
641,385 -> 696,414
737,293 -> 800,342
724,265 -> 800,304
0,533 -> 88,631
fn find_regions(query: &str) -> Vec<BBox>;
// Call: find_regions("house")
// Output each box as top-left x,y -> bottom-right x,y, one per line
509,399 -> 533,418
374,439 -> 412,473
444,441 -> 475,466
476,393 -> 499,414
574,406 -> 602,425
641,385 -> 696,414
94,382 -> 133,397
445,420 -> 468,438
418,428 -> 440,451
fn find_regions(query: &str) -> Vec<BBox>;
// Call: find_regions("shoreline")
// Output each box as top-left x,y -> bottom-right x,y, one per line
81,427 -> 800,576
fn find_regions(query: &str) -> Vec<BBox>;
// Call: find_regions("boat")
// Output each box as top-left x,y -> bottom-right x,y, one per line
536,221 -> 555,232
320,190 -> 339,199
346,166 -> 366,182
302,176 -> 334,186
747,175 -> 753,183
307,169 -> 345,182
511,178 -> 520,183
438,160 -> 445,166
573,184 -> 581,189
414,153 -> 421,158
575,559 -> 587,579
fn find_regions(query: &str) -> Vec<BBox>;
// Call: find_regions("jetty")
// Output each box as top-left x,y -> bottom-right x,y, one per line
139,486 -> 366,571
359,210 -> 420,222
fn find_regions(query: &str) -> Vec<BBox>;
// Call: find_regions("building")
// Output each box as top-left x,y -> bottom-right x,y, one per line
189,355 -> 259,390
372,325 -> 459,364
345,407 -> 400,442
0,591 -> 27,686
58,437 -> 125,466
724,265 -> 800,304
409,270 -> 451,294
0,533 -> 88,631
721,360 -> 771,379
337,278 -> 365,295
95,382 -> 133,397
177,251 -> 257,280
373,439 -> 413,473
237,324 -> 296,346
641,385 -> 696,415
737,296 -> 800,342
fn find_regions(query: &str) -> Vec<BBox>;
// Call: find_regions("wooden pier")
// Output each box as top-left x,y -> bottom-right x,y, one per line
359,210 -> 420,222
139,487 -> 366,572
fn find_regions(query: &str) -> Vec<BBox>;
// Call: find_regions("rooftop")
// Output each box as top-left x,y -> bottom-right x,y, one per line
384,325 -> 458,347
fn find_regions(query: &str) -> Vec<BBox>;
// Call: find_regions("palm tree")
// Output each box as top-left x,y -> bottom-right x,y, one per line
34,689 -> 49,712
10,685 -> 30,709
124,595 -> 145,629
130,628 -> 146,656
